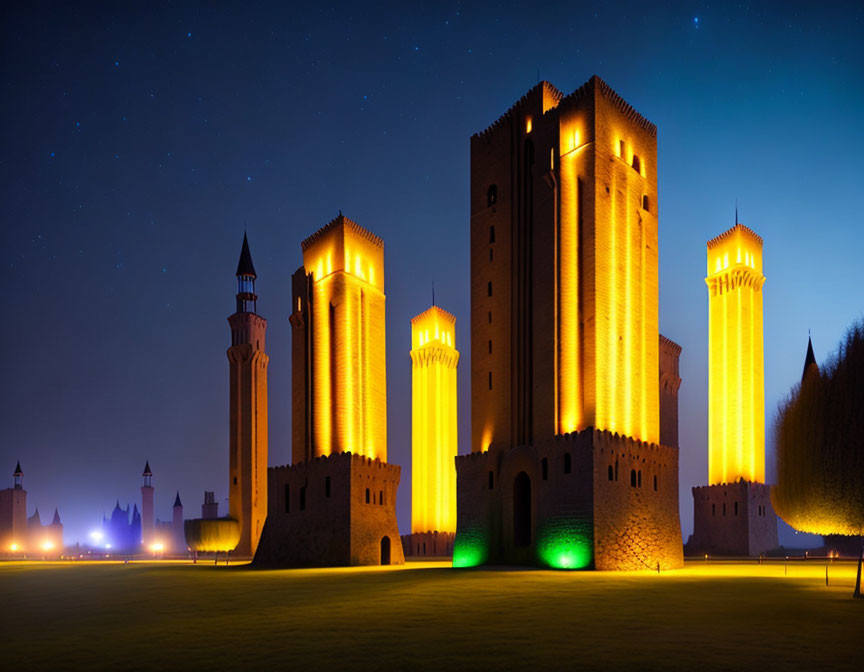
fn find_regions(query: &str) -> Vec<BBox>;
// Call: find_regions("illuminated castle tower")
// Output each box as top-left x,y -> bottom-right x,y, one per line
686,221 -> 777,556
227,233 -> 269,557
255,214 -> 404,567
454,76 -> 683,570
0,462 -> 27,554
402,305 -> 459,557
141,461 -> 154,547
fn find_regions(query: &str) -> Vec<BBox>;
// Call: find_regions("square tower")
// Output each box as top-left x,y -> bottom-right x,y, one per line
255,214 -> 403,567
471,75 -> 659,454
456,77 -> 681,570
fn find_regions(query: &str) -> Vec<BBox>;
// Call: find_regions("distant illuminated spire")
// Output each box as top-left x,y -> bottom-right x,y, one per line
802,335 -> 818,383
234,233 -> 258,314
173,491 -> 183,508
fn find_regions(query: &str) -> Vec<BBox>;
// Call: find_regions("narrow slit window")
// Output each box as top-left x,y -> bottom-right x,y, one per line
564,454 -> 572,474
285,484 -> 290,513
630,470 -> 637,487
653,475 -> 658,491
487,184 -> 497,207
632,154 -> 641,173
642,194 -> 650,211
488,471 -> 494,490
488,372 -> 492,390
300,486 -> 306,511
608,465 -> 614,481
487,281 -> 493,297
489,225 -> 495,243
365,488 -> 370,504
541,458 -> 548,481
325,476 -> 331,498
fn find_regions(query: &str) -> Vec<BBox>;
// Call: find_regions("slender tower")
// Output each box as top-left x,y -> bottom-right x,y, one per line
141,461 -> 154,547
687,220 -> 777,556
172,491 -> 184,554
227,233 -> 269,557
405,305 -> 459,557
706,223 -> 765,485
0,462 -> 27,553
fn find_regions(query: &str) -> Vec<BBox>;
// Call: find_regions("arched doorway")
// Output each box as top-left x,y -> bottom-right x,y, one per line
380,536 -> 391,565
514,471 -> 531,547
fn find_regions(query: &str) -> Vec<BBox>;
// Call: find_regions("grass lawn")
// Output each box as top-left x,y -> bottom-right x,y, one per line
2,559 -> 861,670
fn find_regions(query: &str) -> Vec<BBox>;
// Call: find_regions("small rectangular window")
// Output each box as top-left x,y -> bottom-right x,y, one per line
564,453 -> 572,474
488,471 -> 494,490
542,458 -> 548,481
365,488 -> 370,503
379,490 -> 384,505
325,476 -> 331,498
285,484 -> 290,513
488,372 -> 492,390
734,501 -> 738,516
300,486 -> 306,511
487,281 -> 493,297
653,475 -> 658,491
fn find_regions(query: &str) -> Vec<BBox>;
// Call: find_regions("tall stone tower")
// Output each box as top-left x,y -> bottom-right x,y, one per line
289,214 -> 387,464
0,462 -> 27,553
255,214 -> 404,567
455,76 -> 682,570
686,221 -> 777,556
227,233 -> 269,557
470,76 -> 659,453
140,461 -> 154,547
403,305 -> 459,557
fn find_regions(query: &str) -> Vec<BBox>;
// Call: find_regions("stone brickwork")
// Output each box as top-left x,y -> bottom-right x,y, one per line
401,531 -> 456,558
685,481 -> 778,556
254,452 -> 404,567
453,429 -> 683,570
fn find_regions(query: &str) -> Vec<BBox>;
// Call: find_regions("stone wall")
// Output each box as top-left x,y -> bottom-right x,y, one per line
592,430 -> 683,570
254,452 -> 403,567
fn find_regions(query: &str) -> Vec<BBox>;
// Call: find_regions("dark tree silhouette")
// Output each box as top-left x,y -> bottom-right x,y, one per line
772,321 -> 864,598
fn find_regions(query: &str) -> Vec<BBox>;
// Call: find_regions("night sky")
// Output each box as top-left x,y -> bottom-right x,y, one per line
2,2 -> 862,546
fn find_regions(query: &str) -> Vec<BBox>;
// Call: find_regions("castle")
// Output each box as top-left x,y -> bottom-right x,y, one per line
452,76 -> 683,570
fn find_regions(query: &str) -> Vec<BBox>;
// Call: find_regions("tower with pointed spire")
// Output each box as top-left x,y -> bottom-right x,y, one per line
172,491 -> 185,553
227,233 -> 269,557
0,462 -> 28,554
802,335 -> 819,383
141,461 -> 155,548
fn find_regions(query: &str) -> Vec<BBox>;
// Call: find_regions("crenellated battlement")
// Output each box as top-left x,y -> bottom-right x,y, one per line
301,213 -> 384,252
269,451 -> 399,475
707,223 -> 763,250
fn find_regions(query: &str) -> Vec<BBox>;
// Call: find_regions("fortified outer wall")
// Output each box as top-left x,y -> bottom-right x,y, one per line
687,481 -> 777,556
254,452 -> 403,567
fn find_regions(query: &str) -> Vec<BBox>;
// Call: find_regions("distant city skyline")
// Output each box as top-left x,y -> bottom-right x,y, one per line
2,2 -> 862,545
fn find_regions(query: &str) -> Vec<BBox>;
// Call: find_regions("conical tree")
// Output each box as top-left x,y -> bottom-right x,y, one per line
772,321 -> 864,597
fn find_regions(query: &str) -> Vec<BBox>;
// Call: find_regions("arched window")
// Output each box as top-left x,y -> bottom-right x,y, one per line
487,184 -> 497,207
563,453 -> 572,474
541,458 -> 548,481
642,194 -> 650,211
